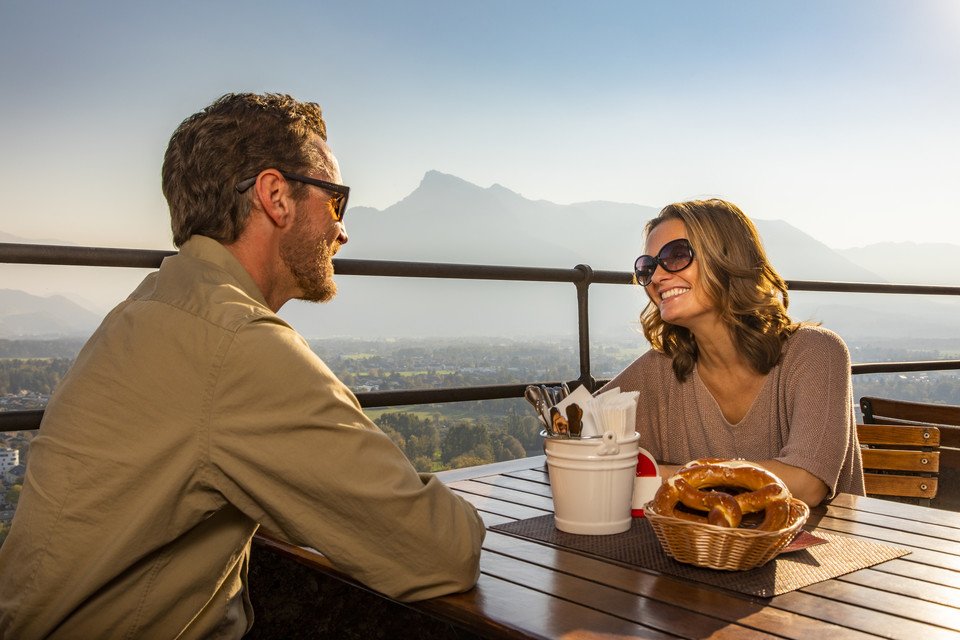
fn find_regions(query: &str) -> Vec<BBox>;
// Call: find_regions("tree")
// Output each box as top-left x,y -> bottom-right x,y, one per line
378,425 -> 406,453
492,433 -> 526,462
4,485 -> 21,507
502,412 -> 543,454
411,455 -> 435,473
441,422 -> 491,464
448,454 -> 490,469
375,412 -> 441,461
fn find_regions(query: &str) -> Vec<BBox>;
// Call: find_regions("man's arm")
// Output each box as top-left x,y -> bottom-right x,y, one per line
208,320 -> 484,601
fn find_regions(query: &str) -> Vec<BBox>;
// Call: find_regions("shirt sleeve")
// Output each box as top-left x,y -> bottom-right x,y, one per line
776,328 -> 859,498
203,317 -> 485,602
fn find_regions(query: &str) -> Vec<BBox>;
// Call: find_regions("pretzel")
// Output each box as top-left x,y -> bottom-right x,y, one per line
653,459 -> 793,531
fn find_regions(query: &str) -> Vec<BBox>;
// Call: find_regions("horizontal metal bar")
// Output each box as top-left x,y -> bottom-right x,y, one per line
335,259 -> 581,283
0,243 -> 583,283
5,243 -> 960,295
0,382 -> 567,432
6,361 -> 960,433
851,360 -> 960,375
355,381 -> 567,407
0,243 -> 173,268
0,410 -> 44,431
785,279 -> 960,296
3,241 -> 960,434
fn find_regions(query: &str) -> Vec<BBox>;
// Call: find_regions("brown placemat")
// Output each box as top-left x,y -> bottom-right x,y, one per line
491,515 -> 909,598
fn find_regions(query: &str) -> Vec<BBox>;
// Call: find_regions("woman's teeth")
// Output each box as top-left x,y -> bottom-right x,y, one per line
661,287 -> 688,300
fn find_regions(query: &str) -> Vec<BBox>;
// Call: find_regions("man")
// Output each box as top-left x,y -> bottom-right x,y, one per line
0,93 -> 485,639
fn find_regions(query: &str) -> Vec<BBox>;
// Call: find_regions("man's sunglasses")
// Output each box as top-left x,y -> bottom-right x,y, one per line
633,238 -> 696,286
235,170 -> 350,222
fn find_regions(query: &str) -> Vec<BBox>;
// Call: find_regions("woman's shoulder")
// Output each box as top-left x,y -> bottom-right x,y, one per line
788,325 -> 848,349
782,325 -> 851,364
600,348 -> 672,392
633,347 -> 673,370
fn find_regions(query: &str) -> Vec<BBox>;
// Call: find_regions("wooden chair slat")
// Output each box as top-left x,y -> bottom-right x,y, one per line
861,449 -> 940,473
857,424 -> 940,447
864,473 -> 938,498
856,414 -> 943,505
861,396 -> 960,427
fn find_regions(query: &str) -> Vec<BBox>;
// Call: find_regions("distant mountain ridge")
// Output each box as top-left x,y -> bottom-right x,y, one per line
346,171 -> 891,281
839,243 -> 960,286
0,289 -> 101,338
3,170 -> 958,340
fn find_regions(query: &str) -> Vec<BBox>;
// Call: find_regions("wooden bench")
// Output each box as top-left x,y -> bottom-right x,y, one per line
860,396 -> 960,509
857,423 -> 939,504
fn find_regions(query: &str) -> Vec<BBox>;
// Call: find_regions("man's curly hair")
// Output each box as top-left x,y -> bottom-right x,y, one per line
162,93 -> 328,247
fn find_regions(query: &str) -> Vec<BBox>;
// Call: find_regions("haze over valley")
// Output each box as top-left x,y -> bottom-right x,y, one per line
2,171 -> 959,345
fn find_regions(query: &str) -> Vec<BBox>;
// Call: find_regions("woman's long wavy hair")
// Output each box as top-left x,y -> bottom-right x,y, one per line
640,199 -> 803,382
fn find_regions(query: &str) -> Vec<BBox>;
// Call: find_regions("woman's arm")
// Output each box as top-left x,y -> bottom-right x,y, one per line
774,327 -> 862,504
758,459 -> 828,506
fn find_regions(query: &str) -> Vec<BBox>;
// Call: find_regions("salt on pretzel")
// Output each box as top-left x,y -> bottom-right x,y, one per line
653,459 -> 792,531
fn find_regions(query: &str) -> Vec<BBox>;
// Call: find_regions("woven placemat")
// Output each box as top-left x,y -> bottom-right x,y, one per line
491,515 -> 909,598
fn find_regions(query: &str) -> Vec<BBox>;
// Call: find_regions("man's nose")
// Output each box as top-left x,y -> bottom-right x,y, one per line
336,224 -> 348,245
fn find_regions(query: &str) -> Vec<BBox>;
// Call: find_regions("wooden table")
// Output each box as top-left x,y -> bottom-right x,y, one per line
258,456 -> 960,639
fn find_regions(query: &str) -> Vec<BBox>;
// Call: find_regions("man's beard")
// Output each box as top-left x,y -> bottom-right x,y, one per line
280,218 -> 338,303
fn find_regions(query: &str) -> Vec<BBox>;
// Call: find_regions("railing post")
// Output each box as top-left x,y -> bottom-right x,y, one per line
574,264 -> 596,392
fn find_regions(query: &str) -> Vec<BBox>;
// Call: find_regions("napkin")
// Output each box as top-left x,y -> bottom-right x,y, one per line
584,388 -> 639,440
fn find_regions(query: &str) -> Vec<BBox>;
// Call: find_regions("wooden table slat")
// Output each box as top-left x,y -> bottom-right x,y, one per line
828,493 -> 960,529
481,530 -> 880,640
449,479 -> 556,511
835,567 -> 960,609
869,557 -> 960,590
811,515 -> 960,569
503,468 -> 550,485
469,474 -> 555,498
459,489 -> 551,522
481,551 -> 780,640
821,503 -> 960,543
796,580 -> 960,635
771,588 -> 960,640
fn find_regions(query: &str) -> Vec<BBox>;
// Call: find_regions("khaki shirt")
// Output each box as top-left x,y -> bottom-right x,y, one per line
0,236 -> 485,639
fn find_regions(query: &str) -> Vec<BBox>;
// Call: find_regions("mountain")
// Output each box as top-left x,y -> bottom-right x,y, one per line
343,170 -> 657,269
4,171 -> 958,341
279,171 -> 957,341
0,289 -> 101,338
0,231 -> 78,246
839,243 -> 960,286
344,171 -> 888,280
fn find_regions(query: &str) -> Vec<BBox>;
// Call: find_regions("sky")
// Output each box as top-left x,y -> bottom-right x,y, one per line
1,0 -> 958,253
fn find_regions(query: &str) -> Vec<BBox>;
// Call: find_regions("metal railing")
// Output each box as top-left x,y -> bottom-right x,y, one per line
3,241 -> 960,432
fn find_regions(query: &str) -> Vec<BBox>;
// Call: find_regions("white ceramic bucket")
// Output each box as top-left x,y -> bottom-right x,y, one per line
544,431 -> 640,535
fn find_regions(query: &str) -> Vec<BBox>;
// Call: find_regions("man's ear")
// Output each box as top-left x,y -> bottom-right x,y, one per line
251,170 -> 294,228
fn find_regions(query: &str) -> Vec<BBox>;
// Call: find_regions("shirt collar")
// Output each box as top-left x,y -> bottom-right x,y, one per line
176,235 -> 271,309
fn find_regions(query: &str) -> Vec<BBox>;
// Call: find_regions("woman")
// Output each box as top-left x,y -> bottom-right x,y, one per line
602,199 -> 864,505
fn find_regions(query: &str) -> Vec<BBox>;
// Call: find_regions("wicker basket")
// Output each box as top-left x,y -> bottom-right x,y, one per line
643,499 -> 810,571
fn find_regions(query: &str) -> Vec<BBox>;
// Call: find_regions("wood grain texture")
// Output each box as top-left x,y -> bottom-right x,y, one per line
251,458 -> 960,639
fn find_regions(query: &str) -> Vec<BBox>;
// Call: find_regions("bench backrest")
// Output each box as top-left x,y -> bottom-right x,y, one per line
857,423 -> 940,502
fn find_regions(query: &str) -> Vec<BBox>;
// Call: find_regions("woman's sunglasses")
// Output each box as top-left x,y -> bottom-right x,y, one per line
633,238 -> 696,286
